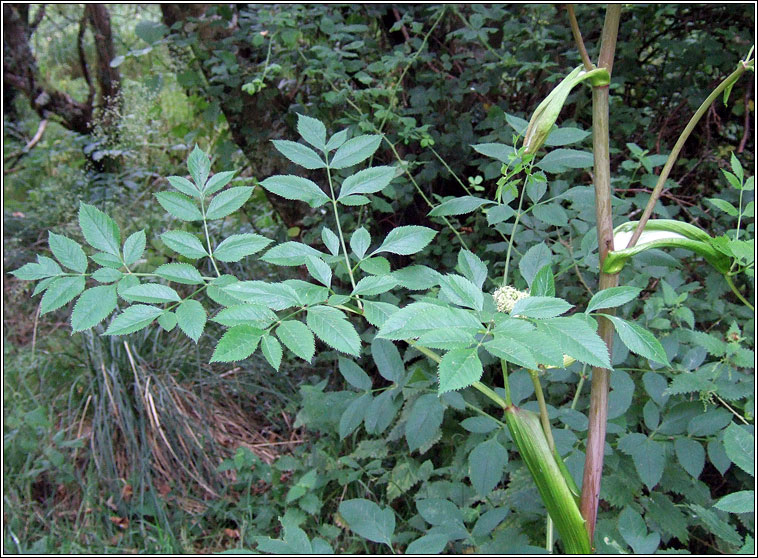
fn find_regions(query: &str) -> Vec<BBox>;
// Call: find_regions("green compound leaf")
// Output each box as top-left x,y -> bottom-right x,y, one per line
674,437 -> 705,479
71,285 -> 118,331
40,276 -> 86,315
105,304 -> 164,335
92,267 -> 123,283
261,241 -> 324,266
339,393 -> 371,439
122,230 -> 146,266
79,202 -> 121,257
405,394 -> 444,451
534,317 -> 610,368
338,499 -> 395,546
377,301 -> 481,341
260,334 -> 283,371
723,423 -> 754,476
154,263 -> 205,285
203,170 -> 237,196
321,226 -> 340,255
304,256 -> 332,288
339,166 -> 395,198
155,191 -> 203,221
211,304 -> 277,328
329,135 -> 382,169
213,233 -> 272,262
428,195 -> 493,217
374,226 -> 437,256
350,227 -> 371,260
325,129 -> 348,151
437,347 -> 483,394
306,305 -> 360,356
188,145 -> 210,188
457,249 -> 488,290
161,230 -> 208,259
296,114 -> 327,151
12,255 -> 63,281
205,187 -> 253,220
714,491 -> 754,514
352,275 -> 398,296
259,175 -> 330,208
272,139 -> 325,170
530,264 -> 555,297
167,175 -> 202,199
157,311 -> 177,332
617,433 -> 665,490
91,251 -> 122,268
618,506 -> 660,554
276,320 -> 315,362
468,438 -> 508,497
439,274 -> 483,311
338,358 -> 372,391
338,194 -> 370,206
175,299 -> 206,342
48,232 -> 88,273
604,314 -> 669,365
223,281 -> 300,310
586,286 -> 642,314
511,296 -> 572,318
121,284 -> 181,304
210,324 -> 263,362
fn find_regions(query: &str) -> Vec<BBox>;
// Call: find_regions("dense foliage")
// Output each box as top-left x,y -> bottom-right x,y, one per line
3,4 -> 754,555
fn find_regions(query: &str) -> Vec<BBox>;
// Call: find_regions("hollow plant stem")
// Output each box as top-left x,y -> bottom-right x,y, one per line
579,4 -> 621,545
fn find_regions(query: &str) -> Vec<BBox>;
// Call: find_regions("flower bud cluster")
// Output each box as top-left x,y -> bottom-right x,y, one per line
493,285 -> 530,313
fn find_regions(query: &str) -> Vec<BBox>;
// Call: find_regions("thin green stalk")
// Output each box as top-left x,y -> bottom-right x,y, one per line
579,4 -> 622,545
567,5 -> 594,72
625,59 -> 753,249
325,164 -> 362,309
502,161 -> 534,286
725,274 -> 754,310
408,341 -> 508,409
199,199 -> 221,277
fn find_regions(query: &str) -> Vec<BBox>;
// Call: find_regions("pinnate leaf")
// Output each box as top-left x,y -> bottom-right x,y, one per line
306,305 -> 361,356
48,232 -> 88,273
40,276 -> 86,315
339,166 -> 395,198
123,230 -> 146,266
161,231 -> 208,259
374,226 -> 437,256
272,139 -> 325,169
154,263 -> 205,285
79,202 -> 121,256
105,304 -> 163,335
213,233 -> 272,262
155,191 -> 203,221
176,299 -> 206,342
259,175 -> 330,208
437,347 -> 483,393
206,187 -> 253,220
330,135 -> 382,169
71,285 -> 118,331
277,320 -> 315,362
210,324 -> 263,362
